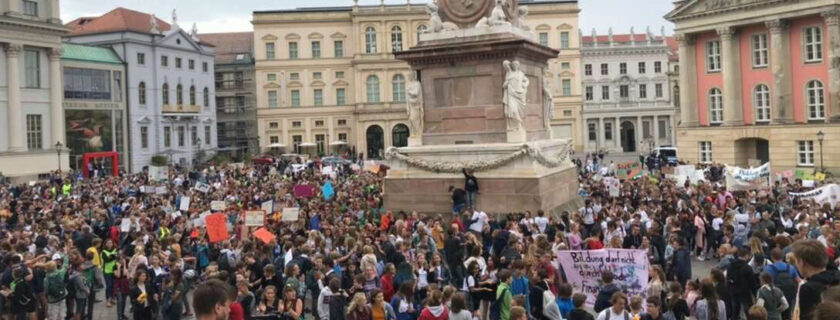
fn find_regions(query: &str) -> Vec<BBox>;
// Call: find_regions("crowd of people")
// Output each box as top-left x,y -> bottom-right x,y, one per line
0,152 -> 839,320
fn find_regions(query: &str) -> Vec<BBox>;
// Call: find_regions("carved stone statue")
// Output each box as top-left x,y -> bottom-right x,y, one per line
503,60 -> 528,131
406,73 -> 424,139
476,0 -> 511,28
171,9 -> 178,26
149,14 -> 160,34
190,23 -> 198,40
426,1 -> 459,33
542,75 -> 553,135
516,6 -> 529,30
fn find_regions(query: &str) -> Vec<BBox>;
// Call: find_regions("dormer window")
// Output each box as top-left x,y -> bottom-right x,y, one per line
23,1 -> 38,16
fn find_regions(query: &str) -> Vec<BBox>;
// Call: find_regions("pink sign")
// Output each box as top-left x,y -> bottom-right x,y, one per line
293,185 -> 314,198
556,249 -> 649,307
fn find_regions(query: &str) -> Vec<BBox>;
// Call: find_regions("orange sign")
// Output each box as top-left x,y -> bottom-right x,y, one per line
205,213 -> 229,243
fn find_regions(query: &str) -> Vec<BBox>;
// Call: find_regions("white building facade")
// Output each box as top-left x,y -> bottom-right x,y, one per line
66,9 -> 217,172
581,30 -> 677,154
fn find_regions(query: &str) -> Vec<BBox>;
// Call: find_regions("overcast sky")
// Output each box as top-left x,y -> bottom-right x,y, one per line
60,0 -> 675,35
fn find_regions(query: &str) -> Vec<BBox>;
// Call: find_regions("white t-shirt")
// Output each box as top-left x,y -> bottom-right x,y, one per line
461,275 -> 476,292
580,207 -> 595,224
534,216 -> 549,233
596,308 -> 629,320
469,211 -> 488,233
712,217 -> 724,231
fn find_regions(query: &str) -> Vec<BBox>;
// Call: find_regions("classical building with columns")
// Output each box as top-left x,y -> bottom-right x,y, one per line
0,0 -> 70,181
580,30 -> 678,154
252,0 -> 582,159
667,0 -> 840,172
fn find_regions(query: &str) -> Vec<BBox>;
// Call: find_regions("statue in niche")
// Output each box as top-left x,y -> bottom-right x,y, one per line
475,0 -> 511,28
406,73 -> 424,136
503,60 -> 528,131
426,0 -> 459,32
542,75 -> 553,133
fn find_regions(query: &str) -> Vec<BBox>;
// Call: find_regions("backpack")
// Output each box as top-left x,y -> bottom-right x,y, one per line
769,264 -> 796,306
45,272 -> 67,303
218,251 -> 234,271
489,287 -> 508,320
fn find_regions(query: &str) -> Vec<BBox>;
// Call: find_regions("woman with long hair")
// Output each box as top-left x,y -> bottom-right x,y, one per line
129,270 -> 152,320
449,292 -> 472,320
693,278 -> 726,320
647,266 -> 667,302
369,289 -> 396,320
390,281 -> 418,320
418,289 -> 448,320
666,281 -> 690,320
278,285 -> 304,320
163,268 -> 185,320
257,285 -> 279,315
347,292 -> 372,320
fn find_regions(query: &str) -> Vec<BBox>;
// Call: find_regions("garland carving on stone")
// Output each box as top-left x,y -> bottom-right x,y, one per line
384,142 -> 572,173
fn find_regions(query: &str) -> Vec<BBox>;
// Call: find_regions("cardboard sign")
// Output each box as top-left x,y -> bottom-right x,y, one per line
179,196 -> 191,212
253,227 -> 276,244
603,177 -> 620,197
557,249 -> 650,307
293,185 -> 314,198
192,211 -> 210,227
244,210 -> 266,226
148,166 -> 168,181
282,207 -> 300,221
616,163 -> 642,180
211,201 -> 226,211
155,186 -> 168,195
261,200 -> 274,213
194,182 -> 211,193
205,213 -> 229,243
141,186 -> 156,194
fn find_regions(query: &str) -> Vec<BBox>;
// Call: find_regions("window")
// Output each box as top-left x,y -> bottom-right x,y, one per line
189,85 -> 196,105
392,124 -> 409,147
585,86 -> 593,101
311,41 -> 320,58
804,27 -> 823,62
204,87 -> 210,107
619,63 -> 627,75
178,126 -> 185,147
289,73 -> 299,81
807,80 -> 825,120
338,133 -> 347,141
313,72 -> 322,80
63,67 -> 110,99
291,90 -> 300,107
587,123 -> 597,141
365,27 -> 377,54
674,86 -> 680,106
601,85 -> 610,100
191,126 -> 198,145
638,62 -> 646,74
391,26 -> 403,52
26,114 -> 41,150
336,88 -> 346,105
139,82 -> 146,104
161,56 -> 168,67
584,64 -> 592,76
164,127 -> 171,148
601,63 -> 608,75
313,89 -> 323,106
289,42 -> 298,59
393,74 -> 406,102
24,49 -> 39,88
539,33 -> 548,46
754,84 -> 771,122
417,25 -> 427,42
293,135 -> 302,153
699,141 -> 712,163
269,122 -> 279,129
205,126 -> 211,145
561,62 -> 570,69
797,141 -> 815,166
188,59 -> 195,70
268,90 -> 277,109
639,84 -> 647,98
563,110 -> 572,117
335,71 -> 344,79
560,32 -> 570,49
23,0 -> 37,16
562,79 -> 571,96
202,62 -> 208,72
654,61 -> 662,73
113,71 -> 122,101
366,75 -> 380,102
269,136 -> 279,144
315,120 -> 324,127
338,119 -> 347,126
316,134 -> 326,154
334,40 -> 344,57
605,123 -> 613,140
176,84 -> 183,105
136,52 -> 145,65
267,73 -> 277,81
655,84 -> 663,98
162,83 -> 169,104
709,88 -> 723,123
266,42 -> 275,59
752,34 -> 768,67
707,40 -> 721,72
643,121 -> 651,139
619,85 -> 629,98
292,121 -> 302,128
658,120 -> 667,138
175,57 -> 182,69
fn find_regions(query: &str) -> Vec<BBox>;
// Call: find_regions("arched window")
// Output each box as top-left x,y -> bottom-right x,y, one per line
162,83 -> 169,105
189,85 -> 196,105
365,27 -> 377,54
176,84 -> 183,105
138,82 -> 146,105
391,26 -> 403,52
754,84 -> 770,122
392,124 -> 409,147
807,80 -> 825,120
392,74 -> 406,102
203,87 -> 210,107
366,75 -> 380,103
708,88 -> 723,124
417,25 -> 427,43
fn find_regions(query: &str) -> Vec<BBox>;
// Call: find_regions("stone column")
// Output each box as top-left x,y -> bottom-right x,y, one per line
49,47 -> 64,147
822,10 -> 840,121
615,117 -> 620,149
766,19 -> 794,123
598,118 -> 605,151
7,0 -> 21,16
718,27 -> 743,126
636,115 -> 642,153
653,115 -> 659,146
49,0 -> 61,24
6,44 -> 25,152
676,34 -> 698,127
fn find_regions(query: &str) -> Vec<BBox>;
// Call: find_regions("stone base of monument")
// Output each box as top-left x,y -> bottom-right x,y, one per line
383,139 -> 579,215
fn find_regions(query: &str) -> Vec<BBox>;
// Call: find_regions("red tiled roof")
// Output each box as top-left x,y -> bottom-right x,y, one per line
665,36 -> 678,61
66,7 -> 172,36
197,32 -> 253,64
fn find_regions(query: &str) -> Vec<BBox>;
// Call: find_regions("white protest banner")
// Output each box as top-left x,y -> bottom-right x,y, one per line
210,201 -> 226,211
557,249 -> 649,307
603,177 -> 620,197
179,196 -> 191,212
261,200 -> 274,213
141,186 -> 156,194
148,166 -> 168,181
291,164 -> 306,173
725,163 -> 771,191
675,165 -> 696,177
155,186 -> 168,195
194,182 -> 211,193
790,184 -> 840,209
244,210 -> 266,226
282,207 -> 300,221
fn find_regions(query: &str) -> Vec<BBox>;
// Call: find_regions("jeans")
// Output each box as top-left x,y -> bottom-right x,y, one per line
453,203 -> 465,214
467,191 -> 477,209
116,292 -> 127,320
104,273 -> 115,300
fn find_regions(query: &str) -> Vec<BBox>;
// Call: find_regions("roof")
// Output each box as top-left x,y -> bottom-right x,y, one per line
665,36 -> 678,61
582,34 -> 654,44
61,43 -> 124,65
198,32 -> 253,64
254,0 -> 575,14
66,7 -> 171,36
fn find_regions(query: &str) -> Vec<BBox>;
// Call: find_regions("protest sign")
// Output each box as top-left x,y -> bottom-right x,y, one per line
210,201 -> 226,211
155,186 -> 168,195
322,181 -> 334,200
603,177 -> 620,197
291,164 -> 306,173
790,184 -> 840,209
321,166 -> 333,176
179,196 -> 191,212
294,185 -> 314,198
194,182 -> 211,193
245,210 -> 266,226
725,163 -> 771,191
120,218 -> 132,232
261,200 -> 274,213
205,213 -> 229,243
253,227 -> 276,244
616,163 -> 642,180
282,207 -> 300,221
148,166 -> 168,181
816,172 -> 827,181
557,249 -> 649,307
141,186 -> 156,194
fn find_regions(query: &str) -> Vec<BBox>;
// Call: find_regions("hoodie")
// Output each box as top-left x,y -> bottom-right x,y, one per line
594,283 -> 620,313
797,268 -> 840,319
419,305 -> 448,320
567,308 -> 595,320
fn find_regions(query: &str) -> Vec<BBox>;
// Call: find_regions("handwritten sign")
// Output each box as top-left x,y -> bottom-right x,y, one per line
253,227 -> 276,244
603,177 -> 620,197
244,210 -> 266,226
261,200 -> 274,213
155,186 -> 168,195
725,163 -> 771,191
148,166 -> 168,181
557,249 -> 649,307
210,201 -> 226,211
790,184 -> 840,209
179,196 -> 191,212
616,163 -> 642,180
282,207 -> 300,221
194,182 -> 211,193
205,213 -> 229,243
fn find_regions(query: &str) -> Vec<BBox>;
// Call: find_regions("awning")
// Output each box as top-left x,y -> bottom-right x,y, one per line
265,143 -> 286,148
299,142 -> 316,147
329,141 -> 347,146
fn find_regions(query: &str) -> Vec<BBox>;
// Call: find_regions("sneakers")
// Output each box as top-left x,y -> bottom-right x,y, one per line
697,256 -> 705,261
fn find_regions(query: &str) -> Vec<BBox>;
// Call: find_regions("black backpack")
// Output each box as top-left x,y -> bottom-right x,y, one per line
489,287 -> 508,320
769,264 -> 797,305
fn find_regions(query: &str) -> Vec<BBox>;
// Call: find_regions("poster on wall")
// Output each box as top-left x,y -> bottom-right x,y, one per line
65,110 -> 114,169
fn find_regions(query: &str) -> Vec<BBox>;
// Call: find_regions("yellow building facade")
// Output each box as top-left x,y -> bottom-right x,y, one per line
253,1 -> 582,158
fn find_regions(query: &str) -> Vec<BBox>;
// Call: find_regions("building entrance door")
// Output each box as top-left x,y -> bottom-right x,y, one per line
620,121 -> 636,153
366,125 -> 384,159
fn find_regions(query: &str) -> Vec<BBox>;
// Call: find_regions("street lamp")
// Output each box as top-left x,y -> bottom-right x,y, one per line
54,141 -> 62,173
818,130 -> 825,173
